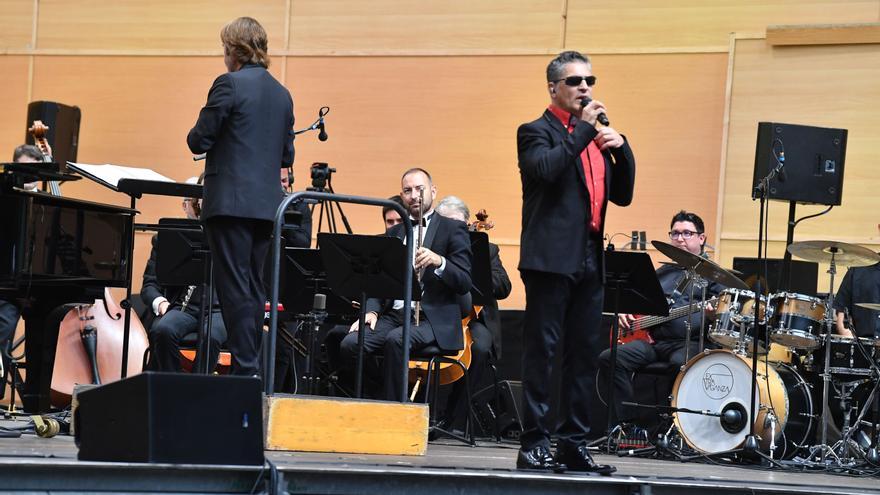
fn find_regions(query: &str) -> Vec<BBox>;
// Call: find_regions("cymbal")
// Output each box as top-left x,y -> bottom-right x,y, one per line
651,240 -> 750,290
787,240 -> 880,267
856,303 -> 880,311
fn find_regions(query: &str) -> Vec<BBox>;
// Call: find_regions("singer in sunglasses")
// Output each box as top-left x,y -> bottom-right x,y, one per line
515,51 -> 635,474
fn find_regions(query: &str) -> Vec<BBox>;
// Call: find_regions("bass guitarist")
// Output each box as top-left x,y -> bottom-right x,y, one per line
598,211 -> 724,440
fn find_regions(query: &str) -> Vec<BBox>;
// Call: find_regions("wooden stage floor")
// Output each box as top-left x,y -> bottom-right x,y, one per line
1,420 -> 879,495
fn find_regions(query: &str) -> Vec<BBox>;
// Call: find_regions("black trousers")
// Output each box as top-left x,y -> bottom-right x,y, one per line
338,308 -> 437,401
147,307 -> 227,373
0,298 -> 20,377
520,254 -> 603,451
598,339 -> 699,423
204,215 -> 272,376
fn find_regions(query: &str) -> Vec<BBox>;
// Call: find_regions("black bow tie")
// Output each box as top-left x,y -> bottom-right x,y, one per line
410,213 -> 433,227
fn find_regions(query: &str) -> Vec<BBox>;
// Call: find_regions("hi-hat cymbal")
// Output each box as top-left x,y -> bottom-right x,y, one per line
651,240 -> 750,290
856,303 -> 880,311
787,240 -> 880,267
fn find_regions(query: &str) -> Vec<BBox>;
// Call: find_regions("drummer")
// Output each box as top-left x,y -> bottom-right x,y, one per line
833,255 -> 880,339
598,211 -> 726,441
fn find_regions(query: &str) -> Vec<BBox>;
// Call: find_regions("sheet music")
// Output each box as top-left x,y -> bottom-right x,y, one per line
67,162 -> 174,190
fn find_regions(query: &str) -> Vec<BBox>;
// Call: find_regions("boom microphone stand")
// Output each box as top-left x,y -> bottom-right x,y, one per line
743,148 -> 786,456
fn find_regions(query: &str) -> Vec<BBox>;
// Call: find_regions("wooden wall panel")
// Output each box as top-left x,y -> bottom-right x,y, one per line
36,0 -> 287,51
0,56 -> 31,160
719,39 -> 880,292
0,0 -> 34,49
566,0 -> 880,51
286,53 -> 727,308
288,0 -> 565,51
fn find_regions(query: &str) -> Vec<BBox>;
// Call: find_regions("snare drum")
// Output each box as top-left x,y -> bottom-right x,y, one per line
768,292 -> 825,350
709,288 -> 768,353
671,350 -> 814,459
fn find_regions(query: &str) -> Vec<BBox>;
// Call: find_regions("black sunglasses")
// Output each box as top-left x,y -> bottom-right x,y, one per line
553,75 -> 597,87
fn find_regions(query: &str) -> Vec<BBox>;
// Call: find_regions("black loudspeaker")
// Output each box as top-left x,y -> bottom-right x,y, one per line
25,101 -> 81,171
472,380 -> 523,440
732,257 -> 819,297
751,122 -> 847,206
75,372 -> 264,465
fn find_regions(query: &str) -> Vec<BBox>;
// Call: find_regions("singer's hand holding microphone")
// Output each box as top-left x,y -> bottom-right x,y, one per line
580,97 -> 623,151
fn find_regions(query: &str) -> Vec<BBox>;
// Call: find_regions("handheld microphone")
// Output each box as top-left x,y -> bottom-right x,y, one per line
580,97 -> 610,126
317,118 -> 328,141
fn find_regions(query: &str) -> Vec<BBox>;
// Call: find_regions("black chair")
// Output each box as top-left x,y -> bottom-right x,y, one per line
409,317 -> 479,446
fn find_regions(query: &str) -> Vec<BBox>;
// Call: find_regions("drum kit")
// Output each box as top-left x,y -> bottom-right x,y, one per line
649,239 -> 880,465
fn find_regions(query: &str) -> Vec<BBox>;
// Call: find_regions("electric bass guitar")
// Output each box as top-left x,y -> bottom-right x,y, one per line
616,296 -> 718,345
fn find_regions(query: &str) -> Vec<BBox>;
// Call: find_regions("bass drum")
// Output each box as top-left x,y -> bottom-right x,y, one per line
671,350 -> 814,459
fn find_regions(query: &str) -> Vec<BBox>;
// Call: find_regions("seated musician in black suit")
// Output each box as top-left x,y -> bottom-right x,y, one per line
338,168 -> 472,401
434,195 -> 511,430
140,177 -> 228,372
1,144 -> 51,383
598,211 -> 723,440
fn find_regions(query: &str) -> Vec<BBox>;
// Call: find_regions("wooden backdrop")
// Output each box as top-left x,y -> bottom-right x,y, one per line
1,0 -> 878,312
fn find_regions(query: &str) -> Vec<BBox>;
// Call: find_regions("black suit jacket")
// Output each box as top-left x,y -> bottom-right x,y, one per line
480,242 -> 512,357
517,109 -> 635,275
365,214 -> 473,351
187,64 -> 295,221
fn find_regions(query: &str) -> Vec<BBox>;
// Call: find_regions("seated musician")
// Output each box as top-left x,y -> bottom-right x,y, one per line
382,195 -> 406,231
598,210 -> 724,440
834,240 -> 880,339
140,176 -> 228,372
338,168 -> 472,401
1,144 -> 52,381
434,195 -> 512,431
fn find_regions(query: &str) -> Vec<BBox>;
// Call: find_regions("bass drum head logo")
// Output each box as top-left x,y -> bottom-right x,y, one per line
702,363 -> 734,400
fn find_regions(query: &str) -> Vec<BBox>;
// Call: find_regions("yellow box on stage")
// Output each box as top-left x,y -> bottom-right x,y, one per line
264,394 -> 428,456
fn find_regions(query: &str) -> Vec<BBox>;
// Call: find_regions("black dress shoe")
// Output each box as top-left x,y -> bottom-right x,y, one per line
556,444 -> 616,475
516,445 -> 567,472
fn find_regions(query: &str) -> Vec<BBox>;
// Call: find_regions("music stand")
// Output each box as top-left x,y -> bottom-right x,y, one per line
317,233 -> 419,399
468,231 -> 493,306
601,250 -> 668,437
155,218 -> 215,375
280,248 -> 353,317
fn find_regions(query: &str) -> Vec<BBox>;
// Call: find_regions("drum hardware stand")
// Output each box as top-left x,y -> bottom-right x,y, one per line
807,250 -> 840,463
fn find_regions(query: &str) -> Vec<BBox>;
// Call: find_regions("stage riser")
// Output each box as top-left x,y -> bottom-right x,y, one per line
264,394 -> 428,455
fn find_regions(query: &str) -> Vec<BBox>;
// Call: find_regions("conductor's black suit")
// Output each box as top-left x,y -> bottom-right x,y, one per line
187,63 -> 294,375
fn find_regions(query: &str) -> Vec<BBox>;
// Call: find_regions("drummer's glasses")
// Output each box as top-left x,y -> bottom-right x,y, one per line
553,75 -> 597,87
669,230 -> 702,240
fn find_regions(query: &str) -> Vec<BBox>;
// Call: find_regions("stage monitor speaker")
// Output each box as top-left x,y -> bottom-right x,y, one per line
751,122 -> 847,206
75,372 -> 264,465
471,380 -> 523,440
25,101 -> 81,171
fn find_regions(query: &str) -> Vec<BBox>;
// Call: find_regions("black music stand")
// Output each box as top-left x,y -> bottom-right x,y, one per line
600,250 -> 668,437
317,233 -> 419,399
278,247 -> 354,395
468,231 -> 493,306
280,248 -> 353,317
156,219 -> 215,375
